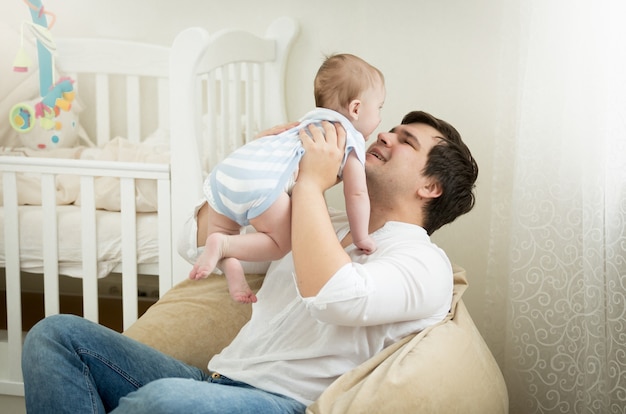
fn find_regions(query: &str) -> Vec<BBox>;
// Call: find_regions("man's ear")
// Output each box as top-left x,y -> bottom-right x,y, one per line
417,181 -> 442,199
348,99 -> 361,121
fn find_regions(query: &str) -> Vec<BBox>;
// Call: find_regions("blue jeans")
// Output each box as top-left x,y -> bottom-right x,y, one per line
22,314 -> 307,413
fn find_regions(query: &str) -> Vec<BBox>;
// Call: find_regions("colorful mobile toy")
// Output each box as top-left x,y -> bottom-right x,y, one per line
9,0 -> 79,150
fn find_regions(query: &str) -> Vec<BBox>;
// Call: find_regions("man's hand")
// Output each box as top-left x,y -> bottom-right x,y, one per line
297,121 -> 347,192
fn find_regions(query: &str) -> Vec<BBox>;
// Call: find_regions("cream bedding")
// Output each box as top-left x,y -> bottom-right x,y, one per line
0,136 -> 169,212
0,205 -> 159,278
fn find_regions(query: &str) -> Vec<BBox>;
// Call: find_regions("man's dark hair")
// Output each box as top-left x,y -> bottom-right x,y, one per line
401,111 -> 479,235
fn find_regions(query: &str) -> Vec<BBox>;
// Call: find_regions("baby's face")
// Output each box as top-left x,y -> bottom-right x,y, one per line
354,81 -> 385,140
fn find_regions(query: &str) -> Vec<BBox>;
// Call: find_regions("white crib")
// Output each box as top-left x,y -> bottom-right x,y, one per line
0,16 -> 298,397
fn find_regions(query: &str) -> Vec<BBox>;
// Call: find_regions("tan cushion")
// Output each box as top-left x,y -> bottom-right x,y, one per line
308,267 -> 509,414
124,273 -> 264,372
125,267 -> 508,412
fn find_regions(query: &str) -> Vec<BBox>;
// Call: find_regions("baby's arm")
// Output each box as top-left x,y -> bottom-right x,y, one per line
342,151 -> 376,254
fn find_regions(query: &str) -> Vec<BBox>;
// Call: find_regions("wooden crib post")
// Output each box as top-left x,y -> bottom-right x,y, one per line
1,171 -> 24,395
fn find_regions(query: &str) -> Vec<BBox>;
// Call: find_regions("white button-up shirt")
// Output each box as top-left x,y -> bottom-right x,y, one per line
209,210 -> 453,406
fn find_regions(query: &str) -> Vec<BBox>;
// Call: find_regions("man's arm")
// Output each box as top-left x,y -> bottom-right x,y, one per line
291,121 -> 351,297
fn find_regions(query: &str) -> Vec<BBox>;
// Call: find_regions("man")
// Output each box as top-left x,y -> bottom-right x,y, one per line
22,111 -> 478,413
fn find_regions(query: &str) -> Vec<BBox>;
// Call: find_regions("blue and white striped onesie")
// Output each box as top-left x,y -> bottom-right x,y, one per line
204,108 -> 366,226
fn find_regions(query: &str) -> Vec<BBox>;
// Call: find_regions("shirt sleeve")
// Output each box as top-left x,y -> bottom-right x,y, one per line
299,242 -> 453,327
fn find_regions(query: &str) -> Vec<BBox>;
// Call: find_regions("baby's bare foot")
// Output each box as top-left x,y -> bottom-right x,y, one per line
231,288 -> 258,304
189,233 -> 226,280
222,257 -> 257,304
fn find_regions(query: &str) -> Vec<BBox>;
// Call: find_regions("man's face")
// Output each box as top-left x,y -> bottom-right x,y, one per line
364,123 -> 442,197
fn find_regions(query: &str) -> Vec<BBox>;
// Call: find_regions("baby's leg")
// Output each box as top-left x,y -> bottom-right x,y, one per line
229,192 -> 292,262
216,194 -> 291,303
191,194 -> 291,302
195,202 -> 210,247
218,258 -> 257,303
188,207 -> 240,280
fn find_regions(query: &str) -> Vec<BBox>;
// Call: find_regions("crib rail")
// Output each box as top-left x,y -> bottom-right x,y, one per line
0,155 -> 172,396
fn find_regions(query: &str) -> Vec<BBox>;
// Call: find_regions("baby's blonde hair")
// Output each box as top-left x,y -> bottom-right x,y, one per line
314,54 -> 384,111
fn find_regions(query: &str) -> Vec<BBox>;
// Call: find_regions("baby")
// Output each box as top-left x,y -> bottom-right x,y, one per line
189,53 -> 385,303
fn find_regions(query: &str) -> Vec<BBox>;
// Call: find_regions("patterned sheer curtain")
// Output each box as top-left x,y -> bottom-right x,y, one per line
484,1 -> 626,413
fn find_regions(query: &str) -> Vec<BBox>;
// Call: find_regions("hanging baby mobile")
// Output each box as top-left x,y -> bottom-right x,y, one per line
8,0 -> 79,150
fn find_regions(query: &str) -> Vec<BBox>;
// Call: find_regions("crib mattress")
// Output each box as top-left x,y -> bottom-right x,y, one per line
0,205 -> 159,278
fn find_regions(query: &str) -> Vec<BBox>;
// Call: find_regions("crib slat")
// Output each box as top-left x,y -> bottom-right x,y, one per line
205,72 -> 217,168
245,63 -> 254,141
220,67 -> 229,161
251,64 -> 260,143
2,172 -> 23,384
80,176 -> 99,323
158,78 -> 169,131
120,178 -> 138,330
126,75 -> 141,143
231,63 -> 242,154
157,178 -> 173,297
95,74 -> 111,147
257,64 -> 266,137
40,174 -> 60,317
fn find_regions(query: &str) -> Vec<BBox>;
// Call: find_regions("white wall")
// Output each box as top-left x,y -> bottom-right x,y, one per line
2,0 -> 504,331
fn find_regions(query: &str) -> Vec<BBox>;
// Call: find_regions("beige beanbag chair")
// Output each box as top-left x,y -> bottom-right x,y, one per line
124,267 -> 508,413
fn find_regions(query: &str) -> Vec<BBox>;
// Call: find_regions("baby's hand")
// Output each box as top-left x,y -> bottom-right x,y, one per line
355,236 -> 377,255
